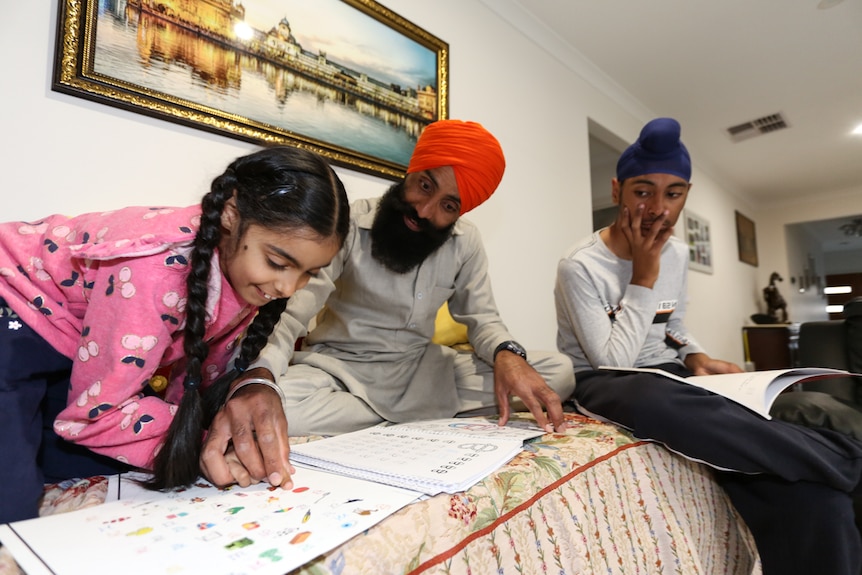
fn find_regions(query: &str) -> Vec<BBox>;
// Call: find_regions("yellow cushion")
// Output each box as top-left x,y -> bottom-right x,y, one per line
432,302 -> 469,346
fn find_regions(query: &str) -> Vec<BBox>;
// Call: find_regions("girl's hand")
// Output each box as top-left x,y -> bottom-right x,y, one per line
220,446 -> 258,488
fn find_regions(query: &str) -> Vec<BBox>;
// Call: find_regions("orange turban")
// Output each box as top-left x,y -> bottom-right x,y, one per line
407,120 -> 506,215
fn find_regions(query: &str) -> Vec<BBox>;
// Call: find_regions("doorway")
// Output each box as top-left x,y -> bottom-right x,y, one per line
785,215 -> 862,321
588,119 -> 627,231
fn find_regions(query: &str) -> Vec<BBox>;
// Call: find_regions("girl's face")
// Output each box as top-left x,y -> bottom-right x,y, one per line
220,223 -> 339,306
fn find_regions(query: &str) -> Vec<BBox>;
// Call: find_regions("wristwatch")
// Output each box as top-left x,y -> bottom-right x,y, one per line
494,340 -> 527,361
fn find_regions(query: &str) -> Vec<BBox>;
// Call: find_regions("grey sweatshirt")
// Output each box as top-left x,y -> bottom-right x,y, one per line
554,230 -> 704,373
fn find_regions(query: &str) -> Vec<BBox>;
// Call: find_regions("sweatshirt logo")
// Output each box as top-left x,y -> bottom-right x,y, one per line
653,299 -> 677,324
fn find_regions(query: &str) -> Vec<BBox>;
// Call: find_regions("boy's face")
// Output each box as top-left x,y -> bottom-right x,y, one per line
612,172 -> 691,233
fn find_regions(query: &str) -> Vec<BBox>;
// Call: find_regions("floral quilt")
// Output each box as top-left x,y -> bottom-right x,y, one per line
0,413 -> 760,575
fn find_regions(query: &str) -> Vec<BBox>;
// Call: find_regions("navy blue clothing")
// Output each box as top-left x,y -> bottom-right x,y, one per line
573,364 -> 862,575
0,298 -> 130,524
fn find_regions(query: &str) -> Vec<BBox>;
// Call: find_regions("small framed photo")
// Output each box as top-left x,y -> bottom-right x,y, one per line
735,211 -> 759,267
684,210 -> 713,274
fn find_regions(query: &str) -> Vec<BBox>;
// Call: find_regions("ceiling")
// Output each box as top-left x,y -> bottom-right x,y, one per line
483,0 -> 862,248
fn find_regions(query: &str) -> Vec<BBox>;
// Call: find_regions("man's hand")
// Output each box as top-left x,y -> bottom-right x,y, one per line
493,352 -> 566,433
618,204 -> 673,288
684,352 -> 743,376
199,368 -> 294,489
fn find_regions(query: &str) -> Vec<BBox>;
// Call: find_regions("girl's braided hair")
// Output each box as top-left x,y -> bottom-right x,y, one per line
146,146 -> 349,490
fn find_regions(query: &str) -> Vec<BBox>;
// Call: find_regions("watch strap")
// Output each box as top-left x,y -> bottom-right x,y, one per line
494,340 -> 527,361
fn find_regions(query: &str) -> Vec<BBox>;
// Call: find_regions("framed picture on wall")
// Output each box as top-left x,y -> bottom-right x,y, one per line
684,210 -> 713,274
53,0 -> 449,180
736,210 -> 759,267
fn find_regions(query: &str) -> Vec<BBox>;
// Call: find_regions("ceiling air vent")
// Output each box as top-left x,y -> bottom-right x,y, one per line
726,113 -> 789,143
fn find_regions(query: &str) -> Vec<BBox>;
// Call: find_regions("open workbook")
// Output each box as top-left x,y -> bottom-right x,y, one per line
0,418 -> 544,575
0,466 -> 421,575
599,366 -> 859,419
290,417 -> 546,495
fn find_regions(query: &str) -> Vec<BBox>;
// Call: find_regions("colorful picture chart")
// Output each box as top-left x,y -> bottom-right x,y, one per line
0,467 -> 420,575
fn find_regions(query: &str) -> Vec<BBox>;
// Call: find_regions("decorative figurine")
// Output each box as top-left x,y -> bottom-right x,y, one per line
763,272 -> 788,323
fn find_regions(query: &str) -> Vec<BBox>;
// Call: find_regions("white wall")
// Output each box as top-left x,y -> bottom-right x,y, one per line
4,0 -> 770,364
681,170 -> 759,360
825,249 -> 862,276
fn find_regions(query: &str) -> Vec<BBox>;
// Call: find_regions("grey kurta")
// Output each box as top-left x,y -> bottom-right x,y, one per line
253,198 -> 574,435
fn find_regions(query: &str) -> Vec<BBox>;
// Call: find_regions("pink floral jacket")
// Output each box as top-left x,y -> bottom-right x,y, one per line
0,205 -> 255,468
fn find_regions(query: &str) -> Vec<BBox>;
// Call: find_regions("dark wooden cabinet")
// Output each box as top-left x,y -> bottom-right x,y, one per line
742,324 -> 799,370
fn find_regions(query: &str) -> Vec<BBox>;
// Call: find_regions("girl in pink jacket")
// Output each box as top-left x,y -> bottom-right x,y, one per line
0,146 -> 349,522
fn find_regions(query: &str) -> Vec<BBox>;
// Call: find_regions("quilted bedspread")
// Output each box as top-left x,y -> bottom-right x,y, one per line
0,413 -> 761,575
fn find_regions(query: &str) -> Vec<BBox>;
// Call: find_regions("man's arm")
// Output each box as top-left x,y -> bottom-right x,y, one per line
444,227 -> 510,363
252,266 -> 339,379
492,351 -> 566,433
446,225 -> 566,432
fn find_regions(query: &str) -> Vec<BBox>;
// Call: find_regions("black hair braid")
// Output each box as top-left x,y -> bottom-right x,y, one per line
238,299 -> 290,364
145,174 -> 236,490
200,298 -> 289,426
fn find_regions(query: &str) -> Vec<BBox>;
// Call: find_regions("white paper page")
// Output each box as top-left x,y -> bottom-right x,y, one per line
0,466 -> 419,575
291,424 -> 524,494
401,417 -> 546,440
0,524 -> 53,575
599,366 -> 855,419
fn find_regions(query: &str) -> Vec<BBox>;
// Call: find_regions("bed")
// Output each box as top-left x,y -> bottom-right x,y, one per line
0,412 -> 761,574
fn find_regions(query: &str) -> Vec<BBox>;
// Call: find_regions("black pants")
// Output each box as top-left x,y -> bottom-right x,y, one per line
574,364 -> 862,575
0,298 -> 130,524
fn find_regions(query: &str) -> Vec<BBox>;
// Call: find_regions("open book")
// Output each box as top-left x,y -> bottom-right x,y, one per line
0,467 -> 420,575
599,366 -> 859,419
290,417 -> 546,495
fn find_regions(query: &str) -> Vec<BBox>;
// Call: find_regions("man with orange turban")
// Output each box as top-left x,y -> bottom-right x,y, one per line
203,120 -> 574,484
406,119 -> 506,215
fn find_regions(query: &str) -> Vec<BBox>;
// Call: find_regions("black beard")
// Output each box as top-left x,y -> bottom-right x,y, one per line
370,182 -> 455,273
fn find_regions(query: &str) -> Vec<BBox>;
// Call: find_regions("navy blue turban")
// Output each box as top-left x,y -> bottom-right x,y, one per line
616,118 -> 691,181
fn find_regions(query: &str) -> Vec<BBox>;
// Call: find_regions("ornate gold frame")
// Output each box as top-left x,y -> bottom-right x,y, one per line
53,0 -> 449,179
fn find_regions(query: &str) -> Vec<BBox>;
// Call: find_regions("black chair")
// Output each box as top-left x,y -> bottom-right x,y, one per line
770,297 -> 862,536
795,297 -> 862,403
770,297 -> 862,436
